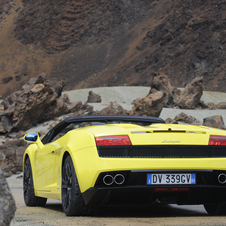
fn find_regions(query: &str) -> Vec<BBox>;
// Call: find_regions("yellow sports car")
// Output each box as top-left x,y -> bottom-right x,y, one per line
23,115 -> 226,216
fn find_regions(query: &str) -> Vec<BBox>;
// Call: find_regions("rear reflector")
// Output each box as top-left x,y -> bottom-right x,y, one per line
95,135 -> 132,146
209,135 -> 226,146
155,188 -> 169,191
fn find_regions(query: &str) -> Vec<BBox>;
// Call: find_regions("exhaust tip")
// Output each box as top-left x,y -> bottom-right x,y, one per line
103,175 -> 114,185
114,174 -> 125,185
218,173 -> 226,184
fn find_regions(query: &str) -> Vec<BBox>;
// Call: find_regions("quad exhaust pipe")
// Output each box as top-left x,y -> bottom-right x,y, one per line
103,174 -> 125,185
114,174 -> 125,185
218,173 -> 226,184
103,175 -> 114,185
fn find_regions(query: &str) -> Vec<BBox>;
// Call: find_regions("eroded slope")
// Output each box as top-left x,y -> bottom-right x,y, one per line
0,0 -> 226,97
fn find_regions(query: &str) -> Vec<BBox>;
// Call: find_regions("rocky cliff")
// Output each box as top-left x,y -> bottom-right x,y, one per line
0,0 -> 226,97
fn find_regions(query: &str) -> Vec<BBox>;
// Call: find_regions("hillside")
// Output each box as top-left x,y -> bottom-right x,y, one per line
0,0 -> 226,97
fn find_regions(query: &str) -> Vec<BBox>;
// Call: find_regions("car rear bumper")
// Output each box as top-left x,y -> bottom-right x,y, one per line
82,170 -> 226,206
83,186 -> 226,206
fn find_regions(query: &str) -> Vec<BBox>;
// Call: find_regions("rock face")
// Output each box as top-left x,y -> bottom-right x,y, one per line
0,73 -> 71,133
203,115 -> 226,130
176,77 -> 203,109
0,0 -> 222,97
0,167 -> 16,226
129,91 -> 165,117
87,91 -> 101,103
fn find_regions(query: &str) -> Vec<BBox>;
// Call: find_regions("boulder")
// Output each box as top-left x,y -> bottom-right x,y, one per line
215,102 -> 226,109
151,69 -> 174,93
41,94 -> 69,122
174,112 -> 201,125
203,115 -> 226,130
205,102 -> 226,110
68,101 -> 83,113
1,91 -> 21,110
22,77 -> 37,92
0,139 -> 27,177
176,77 -> 203,109
87,91 -> 101,103
6,131 -> 26,139
0,73 -> 70,133
69,102 -> 94,116
206,102 -> 215,109
49,80 -> 65,98
97,102 -> 127,115
198,100 -> 208,109
129,91 -> 165,117
150,69 -> 181,107
12,82 -> 58,131
0,167 -> 16,226
81,102 -> 94,112
165,118 -> 178,124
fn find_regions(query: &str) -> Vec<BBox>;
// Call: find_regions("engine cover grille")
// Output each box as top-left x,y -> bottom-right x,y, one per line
97,145 -> 226,158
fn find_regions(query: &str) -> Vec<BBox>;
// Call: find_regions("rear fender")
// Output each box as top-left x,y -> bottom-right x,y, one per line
59,131 -> 97,193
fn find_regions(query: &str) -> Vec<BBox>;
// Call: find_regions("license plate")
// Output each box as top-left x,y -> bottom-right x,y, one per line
147,173 -> 196,185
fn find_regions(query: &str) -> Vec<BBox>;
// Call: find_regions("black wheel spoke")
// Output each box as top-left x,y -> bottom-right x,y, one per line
62,184 -> 67,189
66,162 -> 72,183
62,178 -> 68,186
62,193 -> 68,209
23,185 -> 28,194
23,161 -> 31,197
67,188 -> 71,206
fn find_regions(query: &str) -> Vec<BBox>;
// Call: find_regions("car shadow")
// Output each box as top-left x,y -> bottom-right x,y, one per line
96,205 -> 207,218
43,202 -> 207,218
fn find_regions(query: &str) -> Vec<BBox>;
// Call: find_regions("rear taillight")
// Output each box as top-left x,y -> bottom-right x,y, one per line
95,135 -> 132,146
209,135 -> 226,145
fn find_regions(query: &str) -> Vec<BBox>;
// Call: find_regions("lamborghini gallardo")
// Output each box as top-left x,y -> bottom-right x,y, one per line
23,115 -> 226,216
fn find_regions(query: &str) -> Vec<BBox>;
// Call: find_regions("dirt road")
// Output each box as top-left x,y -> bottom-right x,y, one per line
7,174 -> 226,226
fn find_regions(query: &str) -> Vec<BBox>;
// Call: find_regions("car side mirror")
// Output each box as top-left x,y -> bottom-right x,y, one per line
24,133 -> 38,142
24,133 -> 44,149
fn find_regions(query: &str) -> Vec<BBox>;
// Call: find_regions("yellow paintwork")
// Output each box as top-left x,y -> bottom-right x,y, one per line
23,123 -> 226,201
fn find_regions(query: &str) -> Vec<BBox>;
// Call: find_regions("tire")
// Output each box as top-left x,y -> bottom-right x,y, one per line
204,203 -> 226,216
23,157 -> 47,206
61,155 -> 97,216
